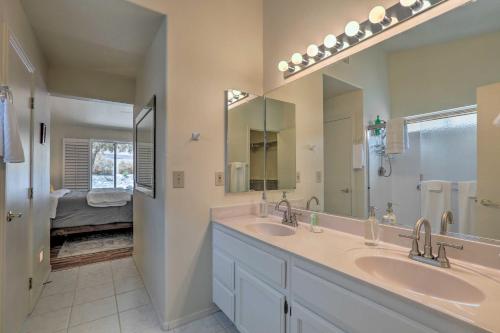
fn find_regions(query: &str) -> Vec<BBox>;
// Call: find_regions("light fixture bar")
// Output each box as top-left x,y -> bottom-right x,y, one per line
279,0 -> 447,78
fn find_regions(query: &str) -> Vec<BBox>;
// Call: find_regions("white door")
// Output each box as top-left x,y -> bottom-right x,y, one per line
290,302 -> 345,333
235,267 -> 286,333
324,118 -> 353,216
2,37 -> 33,333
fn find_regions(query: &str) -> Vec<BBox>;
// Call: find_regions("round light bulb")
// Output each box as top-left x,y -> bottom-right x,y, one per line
345,21 -> 363,38
400,0 -> 422,8
369,6 -> 391,25
227,91 -> 234,100
232,90 -> 241,97
306,44 -> 319,58
278,60 -> 290,72
291,52 -> 304,65
323,34 -> 339,49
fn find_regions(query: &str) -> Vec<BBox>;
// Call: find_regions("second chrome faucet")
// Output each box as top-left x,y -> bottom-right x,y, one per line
399,217 -> 463,268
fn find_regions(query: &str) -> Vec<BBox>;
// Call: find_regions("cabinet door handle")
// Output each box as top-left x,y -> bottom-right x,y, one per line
7,211 -> 23,222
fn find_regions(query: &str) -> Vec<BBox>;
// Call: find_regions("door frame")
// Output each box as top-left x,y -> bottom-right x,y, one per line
0,22 -> 37,330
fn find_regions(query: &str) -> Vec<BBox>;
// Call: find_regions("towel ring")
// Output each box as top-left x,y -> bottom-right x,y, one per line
478,199 -> 500,209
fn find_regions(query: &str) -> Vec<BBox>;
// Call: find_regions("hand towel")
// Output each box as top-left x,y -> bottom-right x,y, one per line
229,162 -> 248,192
352,143 -> 365,170
457,181 -> 477,234
0,100 -> 25,163
386,118 -> 409,155
421,180 -> 452,230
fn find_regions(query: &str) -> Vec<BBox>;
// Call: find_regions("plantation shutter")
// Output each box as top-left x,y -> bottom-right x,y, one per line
63,138 -> 90,190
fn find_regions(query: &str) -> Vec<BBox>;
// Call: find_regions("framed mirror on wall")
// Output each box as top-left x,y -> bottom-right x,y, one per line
135,95 -> 156,198
261,0 -> 500,243
224,90 -> 297,193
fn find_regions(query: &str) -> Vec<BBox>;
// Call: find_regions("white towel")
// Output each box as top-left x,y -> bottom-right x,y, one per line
494,112 -> 500,127
421,180 -> 452,230
229,162 -> 248,192
352,144 -> 365,170
87,188 -> 131,207
0,100 -> 25,163
49,189 -> 71,219
457,181 -> 477,234
386,118 -> 409,155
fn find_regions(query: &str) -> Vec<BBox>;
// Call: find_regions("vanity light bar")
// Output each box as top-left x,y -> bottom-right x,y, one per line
278,0 -> 446,78
227,90 -> 249,106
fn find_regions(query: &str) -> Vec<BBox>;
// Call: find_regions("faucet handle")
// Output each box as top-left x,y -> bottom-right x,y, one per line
436,241 -> 463,250
398,233 -> 420,257
436,242 -> 463,268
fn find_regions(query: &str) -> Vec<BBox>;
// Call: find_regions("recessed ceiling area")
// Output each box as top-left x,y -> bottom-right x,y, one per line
50,95 -> 133,130
21,0 -> 164,78
323,75 -> 360,100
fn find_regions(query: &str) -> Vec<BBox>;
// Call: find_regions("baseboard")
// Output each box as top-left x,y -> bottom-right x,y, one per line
160,304 -> 219,331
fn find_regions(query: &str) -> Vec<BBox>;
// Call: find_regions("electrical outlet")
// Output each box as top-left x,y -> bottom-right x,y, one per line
173,171 -> 185,188
215,172 -> 224,186
315,171 -> 322,183
296,172 -> 301,183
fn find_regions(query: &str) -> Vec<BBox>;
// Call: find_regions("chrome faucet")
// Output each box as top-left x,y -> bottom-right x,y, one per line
306,196 -> 319,210
440,211 -> 453,235
275,199 -> 298,227
399,217 -> 463,268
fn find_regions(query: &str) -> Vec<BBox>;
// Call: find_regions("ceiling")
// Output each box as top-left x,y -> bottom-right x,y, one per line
323,75 -> 360,100
21,0 -> 164,78
50,95 -> 133,129
381,0 -> 500,52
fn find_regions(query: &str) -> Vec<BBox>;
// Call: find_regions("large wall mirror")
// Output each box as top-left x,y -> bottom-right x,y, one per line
263,1 -> 500,242
135,95 -> 156,197
225,90 -> 296,193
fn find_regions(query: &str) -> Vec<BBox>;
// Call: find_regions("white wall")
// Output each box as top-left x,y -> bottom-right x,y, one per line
48,66 -> 136,104
133,17 -> 167,324
389,30 -> 500,118
127,0 -> 264,328
50,123 -> 133,189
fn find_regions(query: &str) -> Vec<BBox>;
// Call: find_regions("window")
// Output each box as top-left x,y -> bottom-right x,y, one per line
91,141 -> 133,189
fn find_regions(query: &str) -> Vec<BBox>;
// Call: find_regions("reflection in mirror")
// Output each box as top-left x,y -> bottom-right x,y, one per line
225,90 -> 265,193
265,98 -> 296,191
135,95 -> 155,198
264,0 -> 500,242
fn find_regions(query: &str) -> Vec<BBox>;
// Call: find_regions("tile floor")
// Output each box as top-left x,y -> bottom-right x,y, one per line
23,258 -> 238,333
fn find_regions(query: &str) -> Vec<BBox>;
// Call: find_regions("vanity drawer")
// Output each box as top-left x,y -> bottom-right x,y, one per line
291,266 -> 437,333
213,278 -> 235,322
213,249 -> 235,290
213,228 -> 286,289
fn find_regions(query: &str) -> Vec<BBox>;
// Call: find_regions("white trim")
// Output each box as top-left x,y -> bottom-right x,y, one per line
405,105 -> 477,124
160,305 -> 219,331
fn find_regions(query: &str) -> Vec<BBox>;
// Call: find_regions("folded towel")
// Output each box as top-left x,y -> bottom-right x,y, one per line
87,189 -> 132,207
49,189 -> 71,219
458,181 -> 477,234
352,144 -> 365,169
421,180 -> 452,230
0,100 -> 25,163
385,118 -> 409,155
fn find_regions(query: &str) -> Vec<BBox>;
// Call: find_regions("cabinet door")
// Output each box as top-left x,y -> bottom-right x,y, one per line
290,302 -> 345,333
235,267 -> 286,333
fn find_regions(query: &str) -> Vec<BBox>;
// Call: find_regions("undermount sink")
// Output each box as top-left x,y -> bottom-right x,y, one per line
355,255 -> 485,304
246,222 -> 296,236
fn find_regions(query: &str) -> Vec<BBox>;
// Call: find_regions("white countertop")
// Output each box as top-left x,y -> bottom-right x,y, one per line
213,214 -> 500,333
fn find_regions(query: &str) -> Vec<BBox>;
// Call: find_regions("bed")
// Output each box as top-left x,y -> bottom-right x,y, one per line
50,190 -> 133,236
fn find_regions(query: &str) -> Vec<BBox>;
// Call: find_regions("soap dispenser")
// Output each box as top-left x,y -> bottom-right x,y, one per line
259,192 -> 268,218
364,206 -> 379,246
382,202 -> 397,225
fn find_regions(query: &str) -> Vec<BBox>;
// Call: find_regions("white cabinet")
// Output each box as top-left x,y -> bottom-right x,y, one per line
235,267 -> 286,333
290,302 -> 345,333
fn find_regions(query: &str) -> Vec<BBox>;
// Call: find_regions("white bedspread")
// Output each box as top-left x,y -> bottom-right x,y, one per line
87,189 -> 132,207
49,189 -> 71,219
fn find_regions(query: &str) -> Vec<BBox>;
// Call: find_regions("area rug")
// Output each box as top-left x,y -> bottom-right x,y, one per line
57,231 -> 133,258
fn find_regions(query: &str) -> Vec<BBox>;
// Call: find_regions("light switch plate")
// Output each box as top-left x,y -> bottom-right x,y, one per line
215,172 -> 224,186
315,171 -> 322,183
296,172 -> 301,183
173,171 -> 185,188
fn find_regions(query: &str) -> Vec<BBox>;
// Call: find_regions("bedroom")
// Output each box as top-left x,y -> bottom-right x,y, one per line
49,96 -> 135,269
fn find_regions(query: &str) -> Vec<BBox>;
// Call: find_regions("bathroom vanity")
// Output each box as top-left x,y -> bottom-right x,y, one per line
211,205 -> 500,333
